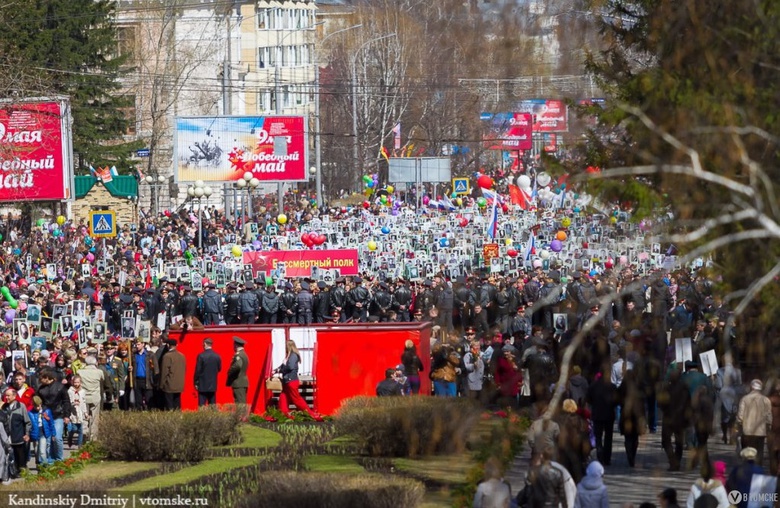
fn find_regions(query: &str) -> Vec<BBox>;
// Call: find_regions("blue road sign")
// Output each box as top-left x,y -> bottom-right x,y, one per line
136,148 -> 150,157
452,178 -> 470,195
89,210 -> 116,238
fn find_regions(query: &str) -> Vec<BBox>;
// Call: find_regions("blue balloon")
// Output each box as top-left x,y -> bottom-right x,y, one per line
439,238 -> 449,248
367,181 -> 375,188
12,248 -> 20,256
381,226 -> 390,235
573,207 -> 581,213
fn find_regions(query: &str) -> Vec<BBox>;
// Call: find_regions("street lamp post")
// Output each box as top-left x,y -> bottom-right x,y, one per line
313,23 -> 363,207
144,175 -> 167,215
187,180 -> 213,250
235,171 -> 260,221
351,33 -> 397,182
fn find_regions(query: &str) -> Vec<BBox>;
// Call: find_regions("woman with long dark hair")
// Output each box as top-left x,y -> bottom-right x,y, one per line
274,340 -> 323,421
400,340 -> 424,394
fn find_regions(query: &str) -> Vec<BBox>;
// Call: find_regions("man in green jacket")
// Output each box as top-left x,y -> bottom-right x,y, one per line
226,337 -> 249,406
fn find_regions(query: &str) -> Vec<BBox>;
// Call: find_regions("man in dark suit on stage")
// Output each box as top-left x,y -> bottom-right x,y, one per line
194,338 -> 222,406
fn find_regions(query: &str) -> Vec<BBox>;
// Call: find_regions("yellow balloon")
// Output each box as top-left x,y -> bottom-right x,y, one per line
561,217 -> 571,228
367,241 -> 377,251
455,198 -> 462,206
231,245 -> 242,257
277,214 -> 288,224
386,185 -> 394,193
56,215 -> 66,226
610,216 -> 618,224
505,238 -> 512,246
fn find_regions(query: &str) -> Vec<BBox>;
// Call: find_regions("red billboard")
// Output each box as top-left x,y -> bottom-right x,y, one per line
517,99 -> 569,132
482,112 -> 533,151
175,115 -> 308,183
0,99 -> 73,202
243,249 -> 360,278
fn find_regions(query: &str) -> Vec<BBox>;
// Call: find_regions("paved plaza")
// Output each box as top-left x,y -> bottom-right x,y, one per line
506,426 -> 743,506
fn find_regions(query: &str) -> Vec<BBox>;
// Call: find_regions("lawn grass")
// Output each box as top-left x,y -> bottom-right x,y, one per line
213,425 -> 282,449
70,461 -> 160,481
304,455 -> 364,474
113,457 -> 260,493
393,455 -> 475,484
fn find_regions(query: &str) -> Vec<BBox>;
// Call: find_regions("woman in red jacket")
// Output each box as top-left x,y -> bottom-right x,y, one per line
494,345 -> 522,409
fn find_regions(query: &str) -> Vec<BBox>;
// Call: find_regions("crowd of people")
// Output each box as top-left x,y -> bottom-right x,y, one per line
0,187 -> 773,507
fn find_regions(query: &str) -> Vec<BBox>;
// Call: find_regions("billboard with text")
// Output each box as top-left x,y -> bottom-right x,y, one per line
515,99 -> 568,132
174,115 -> 308,183
0,98 -> 73,202
481,112 -> 533,151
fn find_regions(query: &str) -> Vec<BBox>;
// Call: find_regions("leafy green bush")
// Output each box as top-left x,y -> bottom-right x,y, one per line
334,396 -> 482,457
237,472 -> 424,508
98,409 -> 242,462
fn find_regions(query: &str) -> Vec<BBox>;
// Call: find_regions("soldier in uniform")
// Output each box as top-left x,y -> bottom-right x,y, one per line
393,278 -> 413,322
347,276 -> 370,322
226,336 -> 249,406
103,342 -> 127,410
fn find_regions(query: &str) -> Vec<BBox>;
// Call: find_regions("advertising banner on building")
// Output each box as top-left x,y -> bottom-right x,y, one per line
174,115 -> 308,183
243,249 -> 359,278
0,99 -> 73,202
481,112 -> 533,151
516,99 -> 569,132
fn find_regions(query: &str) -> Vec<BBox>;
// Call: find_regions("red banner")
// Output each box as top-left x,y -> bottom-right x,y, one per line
243,249 -> 359,278
517,100 -> 569,132
0,100 -> 71,202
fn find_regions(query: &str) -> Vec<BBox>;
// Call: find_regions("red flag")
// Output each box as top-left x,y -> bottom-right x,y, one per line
380,146 -> 390,162
145,264 -> 152,290
508,184 -> 530,210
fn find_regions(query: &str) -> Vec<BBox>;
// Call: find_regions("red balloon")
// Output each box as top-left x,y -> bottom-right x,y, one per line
164,210 -> 171,217
507,248 -> 518,258
301,233 -> 311,245
501,203 -> 509,213
459,218 -> 469,227
362,201 -> 370,209
477,175 -> 493,189
582,241 -> 589,249
605,258 -> 614,269
314,234 -> 326,246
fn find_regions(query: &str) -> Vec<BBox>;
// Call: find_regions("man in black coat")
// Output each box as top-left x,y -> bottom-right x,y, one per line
37,367 -> 72,462
376,368 -> 402,397
201,284 -> 222,325
587,369 -> 618,466
194,338 -> 222,406
658,368 -> 691,471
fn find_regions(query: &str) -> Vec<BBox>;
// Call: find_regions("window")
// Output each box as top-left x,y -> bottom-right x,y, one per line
116,25 -> 137,63
257,8 -> 276,29
257,89 -> 273,113
118,94 -> 137,135
258,47 -> 276,68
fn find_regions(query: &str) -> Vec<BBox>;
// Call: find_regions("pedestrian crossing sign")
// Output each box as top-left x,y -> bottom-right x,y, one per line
452,178 -> 470,195
89,210 -> 117,238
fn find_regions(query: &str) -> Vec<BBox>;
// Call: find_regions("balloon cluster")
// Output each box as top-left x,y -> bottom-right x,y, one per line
301,233 -> 326,248
362,173 -> 379,193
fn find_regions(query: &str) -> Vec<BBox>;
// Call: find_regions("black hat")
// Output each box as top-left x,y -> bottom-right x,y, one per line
228,283 -> 237,290
548,270 -> 561,282
572,271 -> 582,279
111,282 -> 121,288
164,338 -> 177,347
159,276 -> 168,282
207,283 -> 216,289
684,360 -> 699,369
145,288 -> 155,294
233,336 -> 246,346
301,282 -> 310,291
335,277 -> 345,283
246,282 -> 255,290
132,288 -> 143,295
353,276 -> 362,284
379,282 -> 388,290
423,280 -> 432,287
317,281 -> 326,289
183,286 -> 192,292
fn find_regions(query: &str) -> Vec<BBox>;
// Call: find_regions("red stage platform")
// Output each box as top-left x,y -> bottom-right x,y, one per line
169,322 -> 432,415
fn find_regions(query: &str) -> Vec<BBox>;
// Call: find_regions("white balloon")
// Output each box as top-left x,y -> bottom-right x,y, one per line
540,249 -> 550,259
517,174 -> 531,190
536,172 -> 551,187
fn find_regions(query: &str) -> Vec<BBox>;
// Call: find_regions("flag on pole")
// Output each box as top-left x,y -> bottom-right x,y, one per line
523,230 -> 536,260
380,146 -> 390,162
481,188 -> 504,204
508,184 -> 531,210
89,165 -> 98,179
486,197 -> 499,239
392,123 -> 401,150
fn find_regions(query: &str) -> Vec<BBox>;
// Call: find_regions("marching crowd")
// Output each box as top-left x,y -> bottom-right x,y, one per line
0,199 -> 772,507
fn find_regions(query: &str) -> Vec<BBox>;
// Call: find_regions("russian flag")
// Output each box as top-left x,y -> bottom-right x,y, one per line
524,231 -> 536,260
486,198 -> 499,239
481,188 -> 504,204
